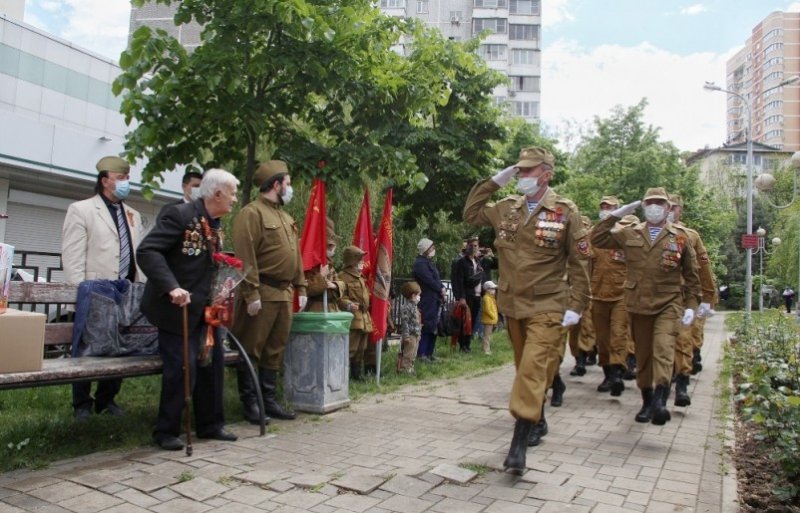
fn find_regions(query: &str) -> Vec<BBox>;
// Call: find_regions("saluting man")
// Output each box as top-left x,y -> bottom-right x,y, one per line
464,146 -> 591,474
591,187 -> 702,426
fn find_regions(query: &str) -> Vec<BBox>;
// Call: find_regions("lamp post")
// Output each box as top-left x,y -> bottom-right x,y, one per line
703,75 -> 800,316
754,226 -> 781,311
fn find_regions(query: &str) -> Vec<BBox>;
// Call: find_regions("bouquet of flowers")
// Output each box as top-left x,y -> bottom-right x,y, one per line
201,252 -> 245,366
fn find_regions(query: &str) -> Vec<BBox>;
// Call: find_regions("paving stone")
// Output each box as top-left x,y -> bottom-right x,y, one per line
429,464 -> 477,484
27,482 -> 92,503
3,477 -> 60,492
58,489 -> 124,513
272,489 -> 328,509
114,488 -> 162,508
267,480 -> 296,493
527,482 -> 580,503
478,484 -> 527,502
236,470 -> 285,487
287,473 -> 330,488
170,477 -> 229,502
330,473 -> 387,495
150,497 -> 214,513
122,474 -> 179,493
375,494 -> 435,513
427,483 -> 482,501
429,497 -> 484,513
483,499 -> 535,513
520,469 -> 570,486
0,502 -> 27,513
323,493 -> 382,512
97,483 -> 127,494
149,487 -> 181,502
379,475 -> 435,497
91,505 -> 151,513
538,503 -> 591,513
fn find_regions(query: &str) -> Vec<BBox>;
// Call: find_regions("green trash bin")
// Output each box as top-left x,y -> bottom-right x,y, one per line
283,311 -> 353,413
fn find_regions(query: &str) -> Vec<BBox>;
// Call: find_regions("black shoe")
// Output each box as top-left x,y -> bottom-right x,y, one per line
651,384 -> 672,425
503,419 -> 532,475
635,388 -> 654,423
198,429 -> 238,441
74,406 -> 92,421
596,366 -> 612,392
674,374 -> 691,407
364,365 -> 377,376
550,375 -> 566,407
527,419 -> 548,446
569,352 -> 587,376
609,365 -> 625,397
241,400 -> 271,425
96,401 -> 124,417
623,354 -> 637,380
586,350 -> 597,366
264,400 -> 297,420
153,434 -> 184,451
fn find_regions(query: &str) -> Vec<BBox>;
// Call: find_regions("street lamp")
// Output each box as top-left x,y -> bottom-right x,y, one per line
754,226 -> 781,311
703,75 -> 800,316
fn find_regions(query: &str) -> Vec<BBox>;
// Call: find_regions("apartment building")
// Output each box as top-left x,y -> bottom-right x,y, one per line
379,0 -> 541,121
130,0 -> 542,122
725,11 -> 800,151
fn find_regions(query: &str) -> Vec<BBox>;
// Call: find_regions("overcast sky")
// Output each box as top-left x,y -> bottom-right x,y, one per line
20,0 -> 800,152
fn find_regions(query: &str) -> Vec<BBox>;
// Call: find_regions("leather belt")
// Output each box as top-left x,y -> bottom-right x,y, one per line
258,273 -> 291,290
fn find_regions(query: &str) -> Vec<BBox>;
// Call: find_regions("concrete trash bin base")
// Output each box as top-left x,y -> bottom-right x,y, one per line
284,311 -> 353,413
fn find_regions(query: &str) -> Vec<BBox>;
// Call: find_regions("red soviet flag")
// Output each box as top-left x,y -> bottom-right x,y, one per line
299,178 -> 327,272
369,189 -> 393,344
352,189 -> 376,284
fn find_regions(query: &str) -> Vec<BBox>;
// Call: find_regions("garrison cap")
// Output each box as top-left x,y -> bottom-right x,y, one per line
253,160 -> 289,188
96,156 -> 130,175
668,194 -> 684,207
514,147 -> 555,169
343,245 -> 366,267
600,195 -> 620,207
643,187 -> 669,202
327,217 -> 342,244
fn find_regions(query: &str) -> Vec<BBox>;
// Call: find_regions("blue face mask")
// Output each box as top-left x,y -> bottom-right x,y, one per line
114,179 -> 131,200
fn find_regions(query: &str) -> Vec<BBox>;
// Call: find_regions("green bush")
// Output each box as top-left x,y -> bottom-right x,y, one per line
730,312 -> 800,500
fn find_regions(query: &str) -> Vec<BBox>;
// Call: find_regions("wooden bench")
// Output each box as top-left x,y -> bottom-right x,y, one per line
1,281 -> 242,389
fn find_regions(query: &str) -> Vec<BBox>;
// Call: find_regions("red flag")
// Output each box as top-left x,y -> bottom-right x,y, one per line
369,189 -> 393,344
352,189 -> 376,284
299,178 -> 327,272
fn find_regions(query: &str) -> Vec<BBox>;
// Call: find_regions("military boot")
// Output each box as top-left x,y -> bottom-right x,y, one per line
259,368 -> 296,420
550,374 -> 566,407
674,374 -> 692,407
609,365 -> 625,397
623,354 -> 637,380
569,352 -> 587,376
350,362 -> 364,381
651,384 -> 672,425
503,419 -> 532,475
635,388 -> 654,423
528,406 -> 548,446
237,363 -> 270,425
364,364 -> 377,376
597,365 -> 612,392
691,348 -> 703,374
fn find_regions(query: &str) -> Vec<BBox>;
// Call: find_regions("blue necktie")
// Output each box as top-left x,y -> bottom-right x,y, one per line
113,204 -> 131,280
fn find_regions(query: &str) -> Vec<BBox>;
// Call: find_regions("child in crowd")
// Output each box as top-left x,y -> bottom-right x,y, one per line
480,281 -> 498,355
397,281 -> 422,374
338,246 -> 373,381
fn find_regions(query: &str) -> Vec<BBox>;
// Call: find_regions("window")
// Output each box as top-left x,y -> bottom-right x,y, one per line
765,100 -> 783,111
478,44 -> 507,60
473,18 -> 507,34
763,71 -> 784,83
509,24 -> 538,40
512,101 -> 538,118
764,42 -> 784,56
380,0 -> 405,7
509,0 -> 540,14
765,129 -> 784,139
763,28 -> 782,42
416,0 -> 428,13
764,115 -> 783,126
493,95 -> 508,105
474,0 -> 508,7
511,49 -> 536,65
509,75 -> 540,92
764,57 -> 783,69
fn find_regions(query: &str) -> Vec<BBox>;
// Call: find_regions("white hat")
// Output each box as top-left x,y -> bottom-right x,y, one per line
417,238 -> 434,255
483,280 -> 497,291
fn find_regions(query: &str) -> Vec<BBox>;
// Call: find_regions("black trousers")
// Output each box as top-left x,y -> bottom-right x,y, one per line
154,325 -> 225,438
72,379 -> 122,411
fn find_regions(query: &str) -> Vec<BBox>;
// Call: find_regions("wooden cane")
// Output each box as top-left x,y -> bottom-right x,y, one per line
182,304 -> 193,456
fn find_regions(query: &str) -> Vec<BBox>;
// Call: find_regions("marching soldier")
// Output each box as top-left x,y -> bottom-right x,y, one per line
464,146 -> 591,473
591,187 -> 701,426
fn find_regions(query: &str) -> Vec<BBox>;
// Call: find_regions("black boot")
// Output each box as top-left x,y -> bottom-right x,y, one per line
609,365 -> 625,397
623,354 -> 637,380
569,352 -> 587,376
550,374 -> 566,407
259,368 -> 296,420
597,365 -> 612,392
651,384 -> 672,425
586,349 -> 598,366
691,348 -> 703,375
674,374 -> 691,407
237,363 -> 270,425
350,362 -> 364,382
528,406 -> 548,446
503,419 -> 532,475
635,388 -> 654,423
364,364 -> 377,376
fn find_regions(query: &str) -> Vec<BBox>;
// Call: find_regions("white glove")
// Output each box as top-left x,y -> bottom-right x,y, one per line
697,302 -> 712,318
610,200 -> 642,218
247,300 -> 262,317
561,310 -> 581,327
682,308 -> 695,326
298,295 -> 308,311
491,165 -> 518,187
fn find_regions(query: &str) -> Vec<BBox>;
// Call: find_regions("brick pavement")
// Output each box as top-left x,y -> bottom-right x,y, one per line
0,314 -> 736,513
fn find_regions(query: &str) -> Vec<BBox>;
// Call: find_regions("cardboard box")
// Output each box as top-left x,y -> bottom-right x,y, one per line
0,308 -> 45,373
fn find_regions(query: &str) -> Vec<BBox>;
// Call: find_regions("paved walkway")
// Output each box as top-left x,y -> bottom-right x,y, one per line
0,314 -> 736,513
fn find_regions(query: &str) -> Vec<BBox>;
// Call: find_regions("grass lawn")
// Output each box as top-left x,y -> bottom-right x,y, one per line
0,330 -> 513,472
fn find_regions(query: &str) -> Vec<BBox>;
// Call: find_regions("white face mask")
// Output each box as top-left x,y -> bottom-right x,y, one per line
598,210 -> 612,220
189,187 -> 202,201
644,204 -> 666,224
427,249 -> 436,258
326,248 -> 336,258
357,262 -> 365,273
517,177 -> 540,196
281,185 -> 293,204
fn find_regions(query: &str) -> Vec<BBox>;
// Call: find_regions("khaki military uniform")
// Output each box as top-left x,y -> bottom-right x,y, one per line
591,243 -> 630,368
339,266 -> 374,369
230,196 -> 307,370
305,265 -> 345,313
464,179 -> 591,422
672,223 -> 716,375
591,217 -> 701,389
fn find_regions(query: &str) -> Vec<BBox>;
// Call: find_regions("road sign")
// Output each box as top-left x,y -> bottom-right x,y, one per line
741,234 -> 759,249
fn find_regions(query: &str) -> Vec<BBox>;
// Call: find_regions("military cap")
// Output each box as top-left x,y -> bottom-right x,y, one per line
642,187 -> 669,202
514,147 -> 555,169
668,194 -> 684,207
327,217 -> 342,244
253,160 -> 289,188
343,245 -> 366,267
400,281 -> 422,299
96,156 -> 130,175
599,195 -> 620,207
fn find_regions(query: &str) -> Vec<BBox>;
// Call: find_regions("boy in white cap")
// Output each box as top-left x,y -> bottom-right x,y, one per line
480,281 -> 498,354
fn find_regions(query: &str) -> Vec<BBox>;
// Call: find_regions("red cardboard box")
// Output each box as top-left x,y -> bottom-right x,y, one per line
0,309 -> 45,373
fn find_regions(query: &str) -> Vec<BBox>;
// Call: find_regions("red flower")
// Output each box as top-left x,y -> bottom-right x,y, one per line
212,252 -> 244,269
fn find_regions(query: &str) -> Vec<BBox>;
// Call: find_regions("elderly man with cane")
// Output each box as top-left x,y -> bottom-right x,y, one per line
137,168 -> 240,451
